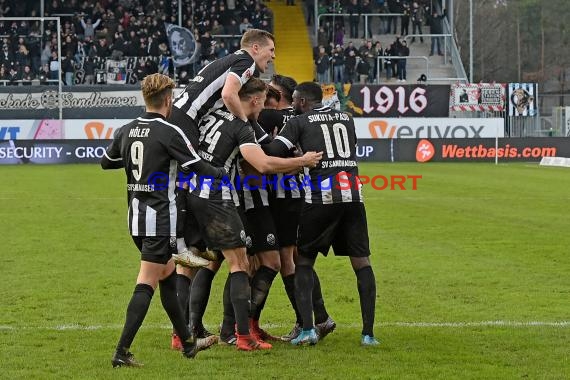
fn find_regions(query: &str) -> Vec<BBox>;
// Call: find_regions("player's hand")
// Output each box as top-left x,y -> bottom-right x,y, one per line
174,180 -> 190,191
301,151 -> 323,168
291,147 -> 303,157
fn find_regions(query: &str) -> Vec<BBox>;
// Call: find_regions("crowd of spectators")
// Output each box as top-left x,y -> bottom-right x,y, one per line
0,0 -> 445,86
0,0 -> 273,86
315,35 -> 411,84
314,0 -> 444,84
315,0 -> 433,38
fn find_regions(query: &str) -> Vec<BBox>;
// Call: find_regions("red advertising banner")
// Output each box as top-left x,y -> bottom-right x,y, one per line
355,138 -> 567,163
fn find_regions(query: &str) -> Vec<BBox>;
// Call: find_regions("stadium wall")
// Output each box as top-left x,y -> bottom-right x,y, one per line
2,138 -> 568,165
0,118 -> 505,140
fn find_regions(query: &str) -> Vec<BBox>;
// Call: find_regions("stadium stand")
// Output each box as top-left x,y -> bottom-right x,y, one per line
311,0 -> 457,84
0,0 -> 273,86
0,0 -> 458,86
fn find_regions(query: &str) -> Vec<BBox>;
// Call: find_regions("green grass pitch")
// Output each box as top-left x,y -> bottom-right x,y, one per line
0,162 -> 569,379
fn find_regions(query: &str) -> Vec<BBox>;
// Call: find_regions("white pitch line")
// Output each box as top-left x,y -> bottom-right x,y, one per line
384,321 -> 570,327
1,321 -> 568,331
0,197 -> 124,201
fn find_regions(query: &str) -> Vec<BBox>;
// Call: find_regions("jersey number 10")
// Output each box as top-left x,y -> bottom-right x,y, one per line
320,123 -> 350,158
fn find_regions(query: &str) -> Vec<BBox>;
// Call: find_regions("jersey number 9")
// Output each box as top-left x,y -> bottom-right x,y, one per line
131,141 -> 144,181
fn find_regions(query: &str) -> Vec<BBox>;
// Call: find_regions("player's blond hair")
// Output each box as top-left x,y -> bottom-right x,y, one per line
240,29 -> 275,48
141,73 -> 175,108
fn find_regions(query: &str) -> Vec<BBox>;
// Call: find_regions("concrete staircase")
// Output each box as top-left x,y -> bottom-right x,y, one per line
265,1 -> 314,82
261,3 -> 458,85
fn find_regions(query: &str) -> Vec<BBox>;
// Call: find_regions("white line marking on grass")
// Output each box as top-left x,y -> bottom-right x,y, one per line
382,321 -> 570,327
0,197 -> 123,200
1,321 -> 568,331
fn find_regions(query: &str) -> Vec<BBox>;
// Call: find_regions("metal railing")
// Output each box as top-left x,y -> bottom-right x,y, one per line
399,33 -> 467,82
442,17 -> 468,83
402,33 -> 451,58
325,53 -> 466,85
376,55 -> 428,83
0,79 -> 62,85
316,13 -> 404,41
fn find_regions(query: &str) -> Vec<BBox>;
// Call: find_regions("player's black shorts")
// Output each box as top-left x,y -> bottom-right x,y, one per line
168,107 -> 200,149
269,198 -> 303,247
188,194 -> 246,251
243,206 -> 279,255
177,190 -> 207,252
297,202 -> 371,259
132,236 -> 176,264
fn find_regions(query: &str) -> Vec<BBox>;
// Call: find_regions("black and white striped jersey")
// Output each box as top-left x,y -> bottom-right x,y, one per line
172,50 -> 256,123
257,107 -> 295,136
239,120 -> 271,210
189,108 -> 257,204
258,107 -> 304,200
102,113 -> 204,237
271,105 -> 363,204
251,119 -> 272,145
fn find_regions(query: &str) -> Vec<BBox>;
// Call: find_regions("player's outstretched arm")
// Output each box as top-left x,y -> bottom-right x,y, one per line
101,130 -> 124,169
261,117 -> 300,157
240,144 -> 321,174
101,154 -> 124,169
181,159 -> 226,178
222,75 -> 248,121
168,134 -> 226,178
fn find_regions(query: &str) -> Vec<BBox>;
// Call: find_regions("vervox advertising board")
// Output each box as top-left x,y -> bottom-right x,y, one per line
354,118 -> 504,139
2,118 -> 505,141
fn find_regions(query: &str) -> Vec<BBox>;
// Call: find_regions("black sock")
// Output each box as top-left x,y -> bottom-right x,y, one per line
176,274 -> 191,326
312,269 -> 330,324
160,270 -> 190,342
230,271 -> 251,335
175,190 -> 188,237
283,274 -> 302,324
220,272 -> 235,337
116,283 -> 154,352
250,265 -> 278,320
294,265 -> 314,330
355,266 -> 376,336
189,268 -> 215,332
